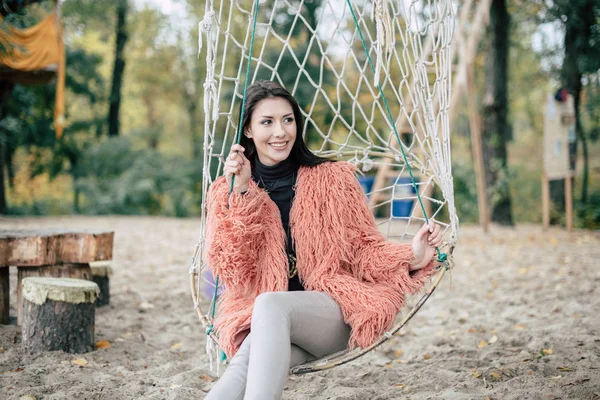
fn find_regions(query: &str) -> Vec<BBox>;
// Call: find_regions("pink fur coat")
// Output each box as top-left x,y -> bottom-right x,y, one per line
206,161 -> 437,358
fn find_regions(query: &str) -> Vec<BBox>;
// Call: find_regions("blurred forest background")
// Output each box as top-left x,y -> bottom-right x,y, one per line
0,0 -> 598,228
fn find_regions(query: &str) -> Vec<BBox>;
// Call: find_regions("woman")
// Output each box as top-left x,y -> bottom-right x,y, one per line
205,81 -> 442,400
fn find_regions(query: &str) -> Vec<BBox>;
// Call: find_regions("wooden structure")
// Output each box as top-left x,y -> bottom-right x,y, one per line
21,277 -> 98,354
0,229 -> 114,325
0,0 -> 65,137
542,93 -> 575,231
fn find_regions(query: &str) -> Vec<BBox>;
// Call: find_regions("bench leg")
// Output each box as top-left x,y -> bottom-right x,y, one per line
17,263 -> 92,326
0,268 -> 8,324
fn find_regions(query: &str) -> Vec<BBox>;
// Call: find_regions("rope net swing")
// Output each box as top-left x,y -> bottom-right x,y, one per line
192,0 -> 459,374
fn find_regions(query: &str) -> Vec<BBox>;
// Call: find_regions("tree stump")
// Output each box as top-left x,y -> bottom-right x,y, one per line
17,263 -> 92,326
90,262 -> 112,307
21,277 -> 99,354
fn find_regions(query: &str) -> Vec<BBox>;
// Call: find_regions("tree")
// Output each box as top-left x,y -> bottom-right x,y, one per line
482,0 -> 514,225
107,0 -> 129,137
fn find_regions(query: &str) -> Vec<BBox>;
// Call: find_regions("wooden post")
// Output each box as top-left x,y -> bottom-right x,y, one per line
17,263 -> 92,326
542,174 -> 550,229
565,175 -> 573,232
0,268 -> 8,324
467,64 -> 489,232
21,277 -> 98,354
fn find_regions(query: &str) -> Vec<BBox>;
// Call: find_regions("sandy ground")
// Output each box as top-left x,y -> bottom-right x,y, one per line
0,216 -> 599,400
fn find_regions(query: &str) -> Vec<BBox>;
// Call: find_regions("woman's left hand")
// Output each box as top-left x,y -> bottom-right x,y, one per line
410,222 -> 443,271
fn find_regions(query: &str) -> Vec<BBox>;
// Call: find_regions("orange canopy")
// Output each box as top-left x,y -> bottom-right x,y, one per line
0,13 -> 65,137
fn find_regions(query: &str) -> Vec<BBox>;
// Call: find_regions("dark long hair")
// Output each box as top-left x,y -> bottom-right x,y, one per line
237,80 -> 331,167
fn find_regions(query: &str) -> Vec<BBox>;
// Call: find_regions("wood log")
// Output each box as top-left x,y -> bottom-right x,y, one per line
21,277 -> 99,354
0,268 -> 8,324
90,262 -> 112,307
17,263 -> 92,326
0,229 -> 114,267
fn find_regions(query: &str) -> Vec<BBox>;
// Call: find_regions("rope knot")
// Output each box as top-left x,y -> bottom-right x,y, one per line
199,11 -> 214,33
198,11 -> 215,57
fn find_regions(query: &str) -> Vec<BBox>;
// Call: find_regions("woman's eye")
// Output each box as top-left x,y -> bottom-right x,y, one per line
261,120 -> 271,125
284,117 -> 294,123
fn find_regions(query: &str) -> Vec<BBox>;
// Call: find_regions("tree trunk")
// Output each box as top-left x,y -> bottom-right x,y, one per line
560,0 -> 593,205
108,0 -> 129,137
0,140 -> 6,215
0,81 -> 12,215
481,0 -> 513,225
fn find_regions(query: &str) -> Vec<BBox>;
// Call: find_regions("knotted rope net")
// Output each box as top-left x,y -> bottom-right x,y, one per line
192,0 -> 459,374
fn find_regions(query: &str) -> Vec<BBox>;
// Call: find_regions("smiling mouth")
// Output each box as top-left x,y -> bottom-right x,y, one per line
269,141 -> 288,149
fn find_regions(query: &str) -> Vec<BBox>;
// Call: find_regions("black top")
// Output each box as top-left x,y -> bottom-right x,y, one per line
252,157 -> 304,291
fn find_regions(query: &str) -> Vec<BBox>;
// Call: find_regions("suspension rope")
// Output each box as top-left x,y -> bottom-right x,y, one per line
346,0 -> 448,267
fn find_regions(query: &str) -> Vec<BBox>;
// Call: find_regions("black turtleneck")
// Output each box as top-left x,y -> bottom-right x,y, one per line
252,157 -> 304,291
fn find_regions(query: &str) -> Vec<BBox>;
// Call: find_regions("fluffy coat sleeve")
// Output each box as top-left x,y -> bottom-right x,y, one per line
205,177 -> 287,297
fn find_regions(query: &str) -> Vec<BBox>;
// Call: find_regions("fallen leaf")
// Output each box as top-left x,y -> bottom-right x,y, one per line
95,340 -> 111,350
10,367 -> 24,373
394,349 -> 403,358
170,343 -> 183,350
490,372 -> 501,380
557,366 -> 572,372
139,302 -> 155,310
542,348 -> 553,355
514,324 -> 528,330
169,384 -> 182,389
200,374 -> 215,383
467,328 -> 477,333
550,375 -> 562,380
19,395 -> 36,400
423,353 -> 431,360
518,268 -> 528,275
392,383 -> 405,388
71,358 -> 88,367
472,372 -> 482,378
478,340 -> 488,348
489,335 -> 498,344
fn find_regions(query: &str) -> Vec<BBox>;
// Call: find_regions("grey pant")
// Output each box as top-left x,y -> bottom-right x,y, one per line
205,291 -> 351,400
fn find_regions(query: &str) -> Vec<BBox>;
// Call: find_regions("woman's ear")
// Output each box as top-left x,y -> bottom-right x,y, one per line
244,129 -> 253,139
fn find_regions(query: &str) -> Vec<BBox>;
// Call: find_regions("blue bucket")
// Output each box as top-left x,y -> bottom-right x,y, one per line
392,177 -> 417,218
357,175 -> 375,197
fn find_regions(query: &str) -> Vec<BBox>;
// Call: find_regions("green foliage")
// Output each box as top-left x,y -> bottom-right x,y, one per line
75,136 -> 198,216
576,190 -> 600,229
451,163 -> 479,224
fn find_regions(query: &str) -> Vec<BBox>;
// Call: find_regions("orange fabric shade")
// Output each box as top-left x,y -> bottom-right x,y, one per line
0,13 -> 65,137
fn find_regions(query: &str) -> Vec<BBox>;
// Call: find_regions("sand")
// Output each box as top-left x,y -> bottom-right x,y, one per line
0,216 -> 599,400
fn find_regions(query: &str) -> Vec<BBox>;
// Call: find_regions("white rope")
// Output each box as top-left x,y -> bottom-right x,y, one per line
199,7 -> 219,122
197,11 -> 214,57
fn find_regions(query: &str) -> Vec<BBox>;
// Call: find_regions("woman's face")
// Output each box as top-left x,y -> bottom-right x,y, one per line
245,97 -> 297,166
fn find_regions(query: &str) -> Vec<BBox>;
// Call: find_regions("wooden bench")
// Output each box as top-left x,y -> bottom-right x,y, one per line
0,229 -> 114,325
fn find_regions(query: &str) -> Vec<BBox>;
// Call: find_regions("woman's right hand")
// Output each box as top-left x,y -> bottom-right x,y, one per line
224,144 -> 251,193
